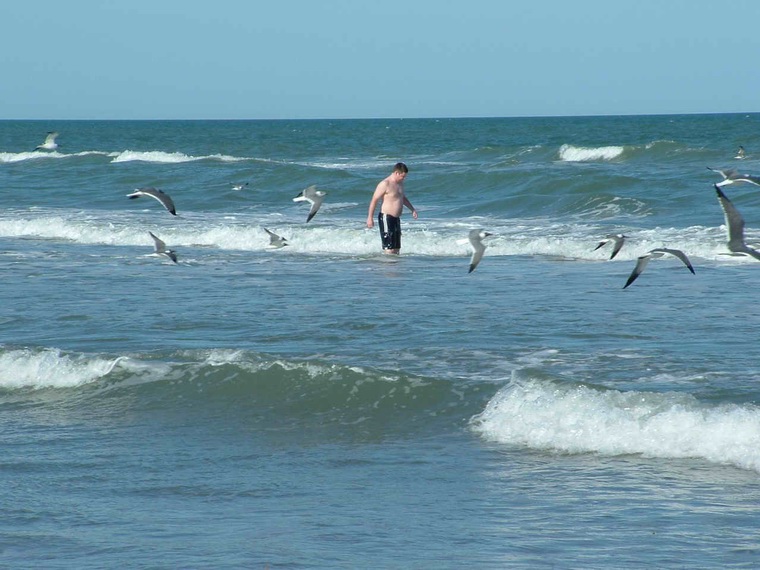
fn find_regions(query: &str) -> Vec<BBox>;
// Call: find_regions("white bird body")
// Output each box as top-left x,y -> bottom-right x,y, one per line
293,185 -> 326,222
35,131 -> 59,151
467,229 -> 492,273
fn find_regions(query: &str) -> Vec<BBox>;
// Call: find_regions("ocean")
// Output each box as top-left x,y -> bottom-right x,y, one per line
1,115 -> 760,568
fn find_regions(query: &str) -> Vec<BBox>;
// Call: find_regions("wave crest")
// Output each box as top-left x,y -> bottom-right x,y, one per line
558,144 -> 625,162
0,347 -> 124,389
471,376 -> 760,473
110,150 -> 245,163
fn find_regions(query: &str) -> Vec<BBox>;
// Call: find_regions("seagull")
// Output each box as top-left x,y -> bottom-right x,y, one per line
292,185 -> 326,222
714,185 -> 760,261
594,233 -> 627,259
148,231 -> 178,263
34,131 -> 59,151
707,166 -> 760,187
623,248 -> 695,289
231,182 -> 249,191
735,146 -> 746,160
467,229 -> 492,273
264,228 -> 288,248
127,187 -> 177,216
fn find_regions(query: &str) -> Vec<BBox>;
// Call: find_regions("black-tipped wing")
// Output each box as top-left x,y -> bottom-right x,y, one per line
293,185 -> 325,223
650,248 -> 695,274
624,255 -> 651,288
467,230 -> 491,273
148,231 -> 177,263
128,188 -> 177,215
624,248 -> 694,288
594,234 -> 625,259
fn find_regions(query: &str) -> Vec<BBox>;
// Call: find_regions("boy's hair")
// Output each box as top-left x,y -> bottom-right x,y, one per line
393,162 -> 408,173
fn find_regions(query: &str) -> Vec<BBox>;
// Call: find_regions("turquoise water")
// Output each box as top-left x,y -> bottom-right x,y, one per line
2,115 -> 760,568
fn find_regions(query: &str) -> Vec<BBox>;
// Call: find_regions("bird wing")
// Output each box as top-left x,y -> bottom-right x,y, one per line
306,201 -> 322,222
715,186 -> 746,250
707,166 -> 730,179
623,255 -> 651,288
650,248 -> 695,274
469,245 -> 485,273
130,188 -> 177,215
733,174 -> 760,186
467,230 -> 488,273
609,236 -> 625,259
149,231 -> 167,253
264,228 -> 286,245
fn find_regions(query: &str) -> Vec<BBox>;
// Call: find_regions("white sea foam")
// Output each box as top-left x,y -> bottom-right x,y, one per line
558,144 -> 625,162
0,150 -> 114,163
0,348 -> 124,389
110,150 -> 246,163
0,209 -> 751,264
471,376 -> 760,473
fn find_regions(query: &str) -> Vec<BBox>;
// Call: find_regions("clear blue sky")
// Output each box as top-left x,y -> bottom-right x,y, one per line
3,1 -> 759,120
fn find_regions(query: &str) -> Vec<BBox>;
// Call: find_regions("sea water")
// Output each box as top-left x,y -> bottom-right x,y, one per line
1,115 -> 760,568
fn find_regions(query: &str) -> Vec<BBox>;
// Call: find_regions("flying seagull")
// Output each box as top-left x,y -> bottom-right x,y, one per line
231,182 -> 249,191
707,166 -> 760,187
293,185 -> 326,222
264,228 -> 288,248
148,231 -> 178,263
623,248 -> 695,289
34,131 -> 59,151
735,146 -> 746,160
467,229 -> 492,273
127,187 -> 177,216
714,185 -> 760,261
594,233 -> 627,260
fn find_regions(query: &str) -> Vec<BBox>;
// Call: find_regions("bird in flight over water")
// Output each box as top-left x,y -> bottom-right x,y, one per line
148,231 -> 178,263
714,185 -> 760,261
127,188 -> 177,216
623,248 -> 695,288
467,229 -> 492,273
594,233 -> 627,260
34,131 -> 59,151
293,185 -> 326,223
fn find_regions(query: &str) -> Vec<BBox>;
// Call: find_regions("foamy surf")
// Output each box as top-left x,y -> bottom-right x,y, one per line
110,150 -> 246,163
558,144 -> 625,162
0,150 -> 114,163
471,376 -> 760,473
0,347 -> 125,389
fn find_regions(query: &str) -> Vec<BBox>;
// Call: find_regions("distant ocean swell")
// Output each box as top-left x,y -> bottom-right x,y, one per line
0,139 -> 701,165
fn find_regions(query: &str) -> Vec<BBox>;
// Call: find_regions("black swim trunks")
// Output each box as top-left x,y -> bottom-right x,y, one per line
378,213 -> 401,250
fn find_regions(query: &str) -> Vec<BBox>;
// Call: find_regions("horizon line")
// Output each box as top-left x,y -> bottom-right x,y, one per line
1,111 -> 758,122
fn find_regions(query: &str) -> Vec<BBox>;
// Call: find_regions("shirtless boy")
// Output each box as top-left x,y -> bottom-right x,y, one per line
366,162 -> 418,254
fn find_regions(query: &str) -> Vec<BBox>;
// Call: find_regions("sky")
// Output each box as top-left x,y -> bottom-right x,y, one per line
3,1 -> 760,120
